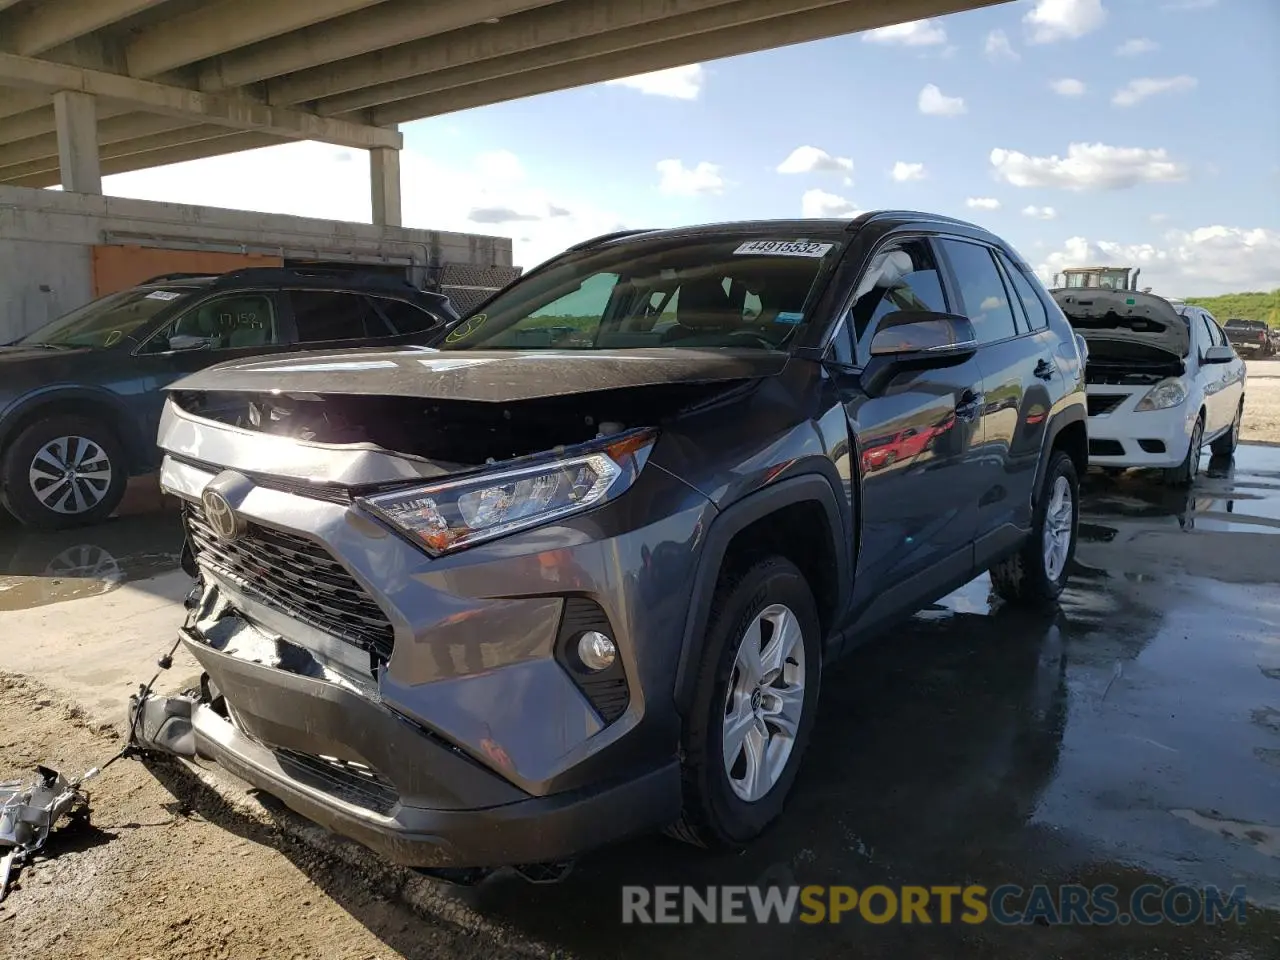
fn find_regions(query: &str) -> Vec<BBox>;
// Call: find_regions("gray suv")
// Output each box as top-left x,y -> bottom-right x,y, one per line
132,212 -> 1088,878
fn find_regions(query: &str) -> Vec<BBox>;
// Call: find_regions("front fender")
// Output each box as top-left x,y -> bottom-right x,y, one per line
672,472 -> 852,714
0,385 -> 150,472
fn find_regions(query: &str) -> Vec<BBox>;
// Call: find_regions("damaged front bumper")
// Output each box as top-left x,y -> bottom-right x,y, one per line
130,630 -> 680,869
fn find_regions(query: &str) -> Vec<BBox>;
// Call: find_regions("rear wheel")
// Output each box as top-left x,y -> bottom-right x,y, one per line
670,556 -> 821,848
990,450 -> 1078,606
1210,402 -> 1242,458
0,416 -> 128,529
1163,415 -> 1203,487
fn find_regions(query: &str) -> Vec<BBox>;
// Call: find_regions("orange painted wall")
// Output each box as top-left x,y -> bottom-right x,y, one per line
91,246 -> 283,296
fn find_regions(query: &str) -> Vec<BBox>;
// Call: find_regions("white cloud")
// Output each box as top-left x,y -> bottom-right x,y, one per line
918,83 -> 966,116
802,189 -> 861,219
891,161 -> 927,182
1112,75 -> 1198,107
1116,37 -> 1159,55
1036,226 -> 1280,296
1025,0 -> 1107,43
1022,205 -> 1058,220
656,158 -> 724,197
1050,78 -> 1086,97
862,19 -> 947,46
1149,212 -> 1170,223
984,29 -> 1020,61
100,141 -> 624,271
1164,0 -> 1216,8
606,64 -> 704,100
990,142 -> 1188,190
777,146 -> 854,175
966,197 -> 1002,210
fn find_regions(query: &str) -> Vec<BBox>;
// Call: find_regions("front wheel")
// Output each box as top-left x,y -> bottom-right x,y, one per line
669,556 -> 821,849
0,416 -> 128,529
1162,415 -> 1203,486
990,450 -> 1079,606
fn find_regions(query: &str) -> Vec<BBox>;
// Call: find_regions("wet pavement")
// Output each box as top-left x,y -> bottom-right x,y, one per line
1,446 -> 1278,957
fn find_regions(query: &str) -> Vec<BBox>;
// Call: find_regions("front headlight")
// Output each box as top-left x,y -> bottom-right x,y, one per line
358,429 -> 656,555
1134,378 -> 1188,411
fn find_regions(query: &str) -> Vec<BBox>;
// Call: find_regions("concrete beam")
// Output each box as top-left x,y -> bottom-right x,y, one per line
0,103 -> 131,142
0,125 -> 246,182
0,52 -> 403,150
0,114 -> 198,169
369,146 -> 401,227
3,0 -> 170,57
3,132 -> 285,188
0,0 -> 28,11
207,0 -> 555,95
124,0 -> 382,79
314,0 -> 843,116
0,90 -> 51,121
53,90 -> 101,193
373,0 -> 1003,123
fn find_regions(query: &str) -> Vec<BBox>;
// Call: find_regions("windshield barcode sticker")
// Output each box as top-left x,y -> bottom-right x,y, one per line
734,240 -> 834,258
145,291 -> 183,300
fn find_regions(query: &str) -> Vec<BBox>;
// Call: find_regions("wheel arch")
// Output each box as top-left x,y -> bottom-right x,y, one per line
1032,403 -> 1087,508
673,473 -> 852,715
0,388 -> 147,474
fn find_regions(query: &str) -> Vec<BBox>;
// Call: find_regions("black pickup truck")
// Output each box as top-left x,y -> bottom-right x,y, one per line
1223,318 -> 1277,357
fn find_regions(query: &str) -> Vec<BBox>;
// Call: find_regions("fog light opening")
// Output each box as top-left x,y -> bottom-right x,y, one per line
576,631 -> 617,672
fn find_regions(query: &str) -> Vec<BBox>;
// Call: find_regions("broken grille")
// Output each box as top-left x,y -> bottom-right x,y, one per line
184,503 -> 395,663
274,750 -> 399,815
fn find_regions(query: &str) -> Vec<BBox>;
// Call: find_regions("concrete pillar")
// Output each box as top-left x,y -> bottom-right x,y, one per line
369,146 -> 401,227
53,90 -> 102,195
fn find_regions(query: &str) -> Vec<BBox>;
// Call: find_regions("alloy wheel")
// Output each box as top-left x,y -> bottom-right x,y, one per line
27,435 -> 113,515
722,603 -> 807,803
1041,475 -> 1074,582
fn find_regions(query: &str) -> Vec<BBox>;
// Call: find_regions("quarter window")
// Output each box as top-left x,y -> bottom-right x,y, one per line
368,296 -> 445,336
939,240 -> 1019,344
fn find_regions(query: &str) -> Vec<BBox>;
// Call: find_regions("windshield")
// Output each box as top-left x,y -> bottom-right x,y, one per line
441,235 -> 842,351
16,288 -> 189,348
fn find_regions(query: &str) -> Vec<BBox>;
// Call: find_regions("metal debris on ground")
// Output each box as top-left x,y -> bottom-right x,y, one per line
0,765 -> 99,903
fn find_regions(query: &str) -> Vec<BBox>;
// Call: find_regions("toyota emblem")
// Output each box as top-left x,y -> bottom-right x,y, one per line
201,487 -> 244,540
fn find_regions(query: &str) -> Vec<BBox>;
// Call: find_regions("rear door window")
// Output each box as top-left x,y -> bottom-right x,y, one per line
288,290 -> 381,343
997,252 -> 1049,331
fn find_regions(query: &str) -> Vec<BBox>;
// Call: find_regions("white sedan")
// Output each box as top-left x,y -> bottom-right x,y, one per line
1053,289 -> 1246,484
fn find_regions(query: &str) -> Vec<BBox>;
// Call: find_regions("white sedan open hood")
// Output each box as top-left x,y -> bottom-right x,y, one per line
1053,289 -> 1190,359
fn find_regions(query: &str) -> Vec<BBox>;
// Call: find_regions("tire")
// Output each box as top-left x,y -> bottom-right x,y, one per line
1210,402 -> 1242,458
0,415 -> 128,530
669,556 -> 822,849
990,450 -> 1079,606
1162,414 -> 1203,487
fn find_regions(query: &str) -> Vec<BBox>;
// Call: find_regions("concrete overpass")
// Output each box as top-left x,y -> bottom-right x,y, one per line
0,0 -> 1002,224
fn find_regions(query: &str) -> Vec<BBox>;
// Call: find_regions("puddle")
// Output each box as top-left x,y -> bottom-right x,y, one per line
1171,809 -> 1280,859
0,514 -> 182,611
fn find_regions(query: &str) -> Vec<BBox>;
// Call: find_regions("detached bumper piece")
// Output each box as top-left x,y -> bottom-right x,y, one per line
0,765 -> 98,902
128,634 -> 681,875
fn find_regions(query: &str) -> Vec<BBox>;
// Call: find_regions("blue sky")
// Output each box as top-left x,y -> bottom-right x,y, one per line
107,0 -> 1280,296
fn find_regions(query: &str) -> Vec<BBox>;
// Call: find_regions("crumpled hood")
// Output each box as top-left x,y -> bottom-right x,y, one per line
1053,289 -> 1190,358
169,346 -> 790,403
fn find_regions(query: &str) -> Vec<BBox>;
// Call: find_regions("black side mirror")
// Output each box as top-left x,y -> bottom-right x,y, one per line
861,311 -> 978,396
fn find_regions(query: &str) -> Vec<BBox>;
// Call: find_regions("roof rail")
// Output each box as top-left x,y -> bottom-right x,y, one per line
847,209 -> 978,232
565,229 -> 654,252
139,272 -> 218,284
208,266 -> 417,291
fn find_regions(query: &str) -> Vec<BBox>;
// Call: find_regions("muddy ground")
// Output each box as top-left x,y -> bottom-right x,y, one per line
0,675 -> 546,960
